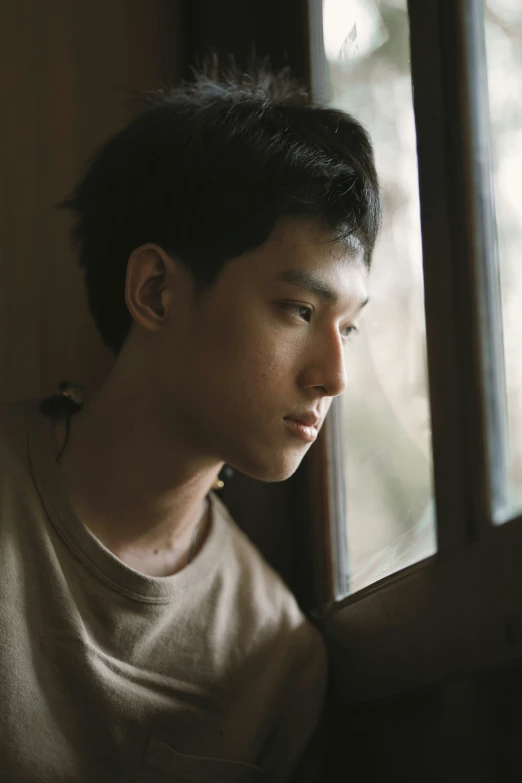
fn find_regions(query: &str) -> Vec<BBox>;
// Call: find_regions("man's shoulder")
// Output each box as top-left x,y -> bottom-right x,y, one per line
210,492 -> 326,669
209,496 -> 328,780
212,493 -> 302,617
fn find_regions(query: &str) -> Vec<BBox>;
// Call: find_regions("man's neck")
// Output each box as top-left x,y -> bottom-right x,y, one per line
51,381 -> 222,576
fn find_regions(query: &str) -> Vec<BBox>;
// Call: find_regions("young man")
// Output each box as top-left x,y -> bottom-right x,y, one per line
0,63 -> 380,781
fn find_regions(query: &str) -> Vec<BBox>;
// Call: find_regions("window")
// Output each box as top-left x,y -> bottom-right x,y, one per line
306,0 -> 522,703
318,0 -> 436,596
304,5 -> 522,772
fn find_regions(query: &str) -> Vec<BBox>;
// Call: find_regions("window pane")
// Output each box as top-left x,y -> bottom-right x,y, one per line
484,3 -> 522,521
322,0 -> 436,595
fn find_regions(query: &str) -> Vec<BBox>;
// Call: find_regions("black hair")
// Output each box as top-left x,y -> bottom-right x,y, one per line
60,58 -> 381,355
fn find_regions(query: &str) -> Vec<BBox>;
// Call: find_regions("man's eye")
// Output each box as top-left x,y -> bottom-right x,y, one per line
294,305 -> 313,322
283,304 -> 358,340
341,325 -> 359,340
285,304 -> 313,322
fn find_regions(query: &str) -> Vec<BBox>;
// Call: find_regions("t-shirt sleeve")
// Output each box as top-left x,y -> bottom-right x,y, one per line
260,621 -> 328,783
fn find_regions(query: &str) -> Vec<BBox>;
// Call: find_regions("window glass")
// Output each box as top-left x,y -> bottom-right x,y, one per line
484,2 -> 522,521
322,0 -> 436,595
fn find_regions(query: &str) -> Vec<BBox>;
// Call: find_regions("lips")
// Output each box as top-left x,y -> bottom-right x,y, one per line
283,416 -> 319,442
284,413 -> 320,428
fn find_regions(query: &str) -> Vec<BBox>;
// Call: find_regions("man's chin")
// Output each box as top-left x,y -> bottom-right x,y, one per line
231,451 -> 306,483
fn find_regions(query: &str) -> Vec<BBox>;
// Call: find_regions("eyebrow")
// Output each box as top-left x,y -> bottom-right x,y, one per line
276,269 -> 370,309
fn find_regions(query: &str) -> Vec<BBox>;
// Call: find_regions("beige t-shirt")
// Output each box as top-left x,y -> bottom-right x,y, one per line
0,397 -> 327,783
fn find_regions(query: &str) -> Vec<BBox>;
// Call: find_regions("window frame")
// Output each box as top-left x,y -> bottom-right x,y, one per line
306,0 -> 522,701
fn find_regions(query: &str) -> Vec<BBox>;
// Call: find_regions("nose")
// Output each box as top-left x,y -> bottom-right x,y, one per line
301,332 -> 347,398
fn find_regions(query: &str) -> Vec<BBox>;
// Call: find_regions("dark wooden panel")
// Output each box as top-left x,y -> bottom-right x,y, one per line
324,685 -> 443,782
323,665 -> 522,783
478,664 -> 522,781
183,0 -> 310,82
0,0 -> 182,402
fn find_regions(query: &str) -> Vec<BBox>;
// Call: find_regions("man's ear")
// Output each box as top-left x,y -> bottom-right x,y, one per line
124,243 -> 176,335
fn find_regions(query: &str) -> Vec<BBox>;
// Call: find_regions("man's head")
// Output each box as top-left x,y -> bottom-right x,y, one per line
61,61 -> 381,481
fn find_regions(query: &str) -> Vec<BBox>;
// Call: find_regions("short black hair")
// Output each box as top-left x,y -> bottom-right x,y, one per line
60,59 -> 381,355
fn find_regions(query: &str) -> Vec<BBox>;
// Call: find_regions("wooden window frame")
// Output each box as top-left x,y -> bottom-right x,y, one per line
306,0 -> 522,703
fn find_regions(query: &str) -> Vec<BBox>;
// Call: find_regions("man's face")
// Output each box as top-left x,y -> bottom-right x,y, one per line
158,217 -> 369,482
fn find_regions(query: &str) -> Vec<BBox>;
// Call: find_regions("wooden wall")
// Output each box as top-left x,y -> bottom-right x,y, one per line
0,0 -> 182,402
